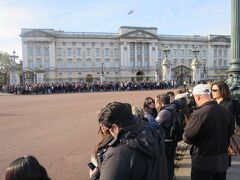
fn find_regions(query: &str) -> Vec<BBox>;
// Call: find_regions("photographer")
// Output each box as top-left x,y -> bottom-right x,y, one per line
89,102 -> 167,180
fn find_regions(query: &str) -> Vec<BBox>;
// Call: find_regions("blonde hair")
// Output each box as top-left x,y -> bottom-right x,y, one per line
132,106 -> 144,119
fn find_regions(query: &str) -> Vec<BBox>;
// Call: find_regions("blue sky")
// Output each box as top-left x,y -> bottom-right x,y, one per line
0,0 -> 231,59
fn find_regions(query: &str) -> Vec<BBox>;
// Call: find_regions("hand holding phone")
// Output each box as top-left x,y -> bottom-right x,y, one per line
88,162 -> 96,170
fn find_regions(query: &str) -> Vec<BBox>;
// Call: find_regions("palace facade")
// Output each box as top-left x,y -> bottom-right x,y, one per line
20,26 -> 231,84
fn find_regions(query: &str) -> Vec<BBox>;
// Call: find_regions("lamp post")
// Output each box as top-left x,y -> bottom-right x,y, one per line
9,51 -> 20,85
100,61 -> 104,84
10,51 -> 19,67
192,46 -> 200,59
203,60 -> 207,80
227,0 -> 240,97
163,45 -> 170,59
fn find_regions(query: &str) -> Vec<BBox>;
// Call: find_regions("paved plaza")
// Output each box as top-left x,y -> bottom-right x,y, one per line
175,149 -> 240,180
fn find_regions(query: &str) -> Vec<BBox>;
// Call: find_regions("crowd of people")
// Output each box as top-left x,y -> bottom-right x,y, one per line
3,81 -> 240,180
1,80 -> 174,95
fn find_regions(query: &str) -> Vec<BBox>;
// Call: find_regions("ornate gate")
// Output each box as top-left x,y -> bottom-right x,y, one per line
172,65 -> 192,85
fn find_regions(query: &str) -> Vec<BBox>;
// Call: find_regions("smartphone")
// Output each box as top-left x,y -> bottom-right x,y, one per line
88,162 -> 96,170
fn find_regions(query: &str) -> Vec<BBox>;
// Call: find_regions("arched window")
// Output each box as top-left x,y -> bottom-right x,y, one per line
76,58 -> 82,69
96,58 -> 101,68
57,59 -> 63,69
67,58 -> 73,69
86,58 -> 92,68
104,58 -> 110,68
114,58 -> 120,68
36,58 -> 42,68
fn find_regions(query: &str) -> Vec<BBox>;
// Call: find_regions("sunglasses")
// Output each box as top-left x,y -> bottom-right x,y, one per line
211,89 -> 220,92
147,101 -> 154,105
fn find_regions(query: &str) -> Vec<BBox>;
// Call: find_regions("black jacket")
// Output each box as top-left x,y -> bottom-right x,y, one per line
219,99 -> 236,127
91,120 -> 168,180
183,101 -> 235,172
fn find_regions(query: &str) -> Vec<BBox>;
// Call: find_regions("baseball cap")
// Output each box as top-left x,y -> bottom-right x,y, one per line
191,84 -> 211,96
174,92 -> 188,100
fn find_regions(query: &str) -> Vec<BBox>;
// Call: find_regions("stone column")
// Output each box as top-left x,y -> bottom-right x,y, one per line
135,42 -> 137,67
22,41 -> 28,69
142,42 -> 145,67
227,0 -> 240,96
49,41 -> 55,70
120,42 -> 125,67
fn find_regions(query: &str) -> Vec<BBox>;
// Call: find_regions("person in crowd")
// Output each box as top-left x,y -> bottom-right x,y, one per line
89,102 -> 168,180
143,97 -> 159,129
211,81 -> 234,113
211,81 -> 235,166
155,94 -> 177,180
91,118 -> 114,174
132,106 -> 148,122
183,84 -> 235,180
3,80 -> 175,95
167,91 -> 175,103
5,155 -> 51,180
185,88 -> 198,116
174,92 -> 190,118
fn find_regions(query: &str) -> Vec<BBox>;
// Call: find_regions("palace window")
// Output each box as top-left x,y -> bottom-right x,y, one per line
224,49 -> 227,57
224,60 -> 227,67
44,47 -> 49,56
213,60 -> 217,67
180,49 -> 184,57
96,48 -> 101,57
144,43 -> 149,57
214,49 -> 217,57
218,59 -> 222,67
77,48 -> 81,56
56,59 -> 63,69
27,46 -> 34,56
114,58 -> 120,68
104,48 -> 110,57
44,60 -> 50,68
86,48 -> 91,57
57,48 -> 62,56
36,58 -> 42,67
67,48 -> 72,56
36,46 -> 42,56
28,59 -> 34,69
218,49 -> 222,57
114,48 -> 119,56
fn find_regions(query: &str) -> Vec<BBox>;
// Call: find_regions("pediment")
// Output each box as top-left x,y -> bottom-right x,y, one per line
119,29 -> 159,39
211,36 -> 230,42
21,30 -> 55,38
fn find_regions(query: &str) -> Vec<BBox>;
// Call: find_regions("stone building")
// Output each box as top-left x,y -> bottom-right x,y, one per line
20,26 -> 231,84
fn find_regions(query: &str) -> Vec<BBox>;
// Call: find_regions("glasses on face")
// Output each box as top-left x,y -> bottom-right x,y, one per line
211,89 -> 220,92
147,101 -> 154,105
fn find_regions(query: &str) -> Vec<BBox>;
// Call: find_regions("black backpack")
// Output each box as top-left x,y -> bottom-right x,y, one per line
232,97 -> 240,127
163,108 -> 186,142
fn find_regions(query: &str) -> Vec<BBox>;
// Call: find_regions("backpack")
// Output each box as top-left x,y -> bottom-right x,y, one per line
232,97 -> 240,127
162,108 -> 186,142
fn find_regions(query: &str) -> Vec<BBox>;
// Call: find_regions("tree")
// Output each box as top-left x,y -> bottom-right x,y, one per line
0,51 -> 13,73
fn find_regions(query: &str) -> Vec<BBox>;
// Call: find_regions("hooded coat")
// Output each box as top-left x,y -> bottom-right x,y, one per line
91,120 -> 168,180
